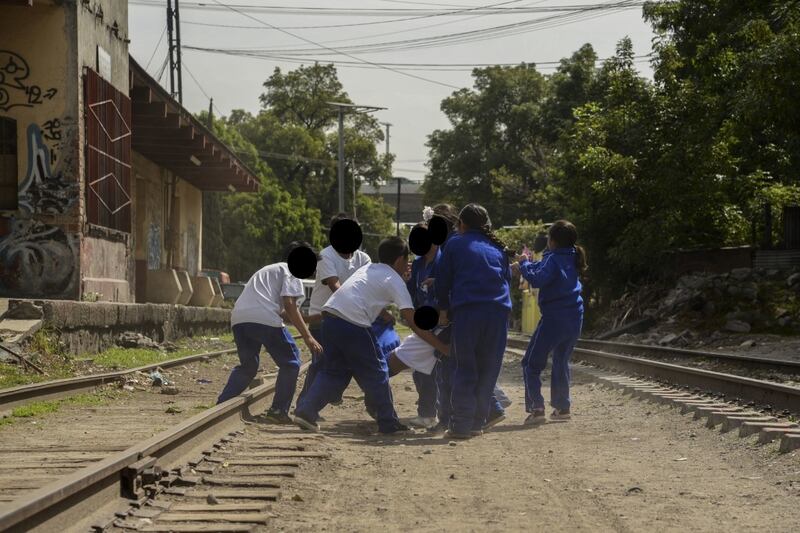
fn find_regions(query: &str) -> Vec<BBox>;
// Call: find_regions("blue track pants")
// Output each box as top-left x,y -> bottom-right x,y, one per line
218,322 -> 300,413
449,305 -> 509,434
295,315 -> 400,432
522,313 -> 583,412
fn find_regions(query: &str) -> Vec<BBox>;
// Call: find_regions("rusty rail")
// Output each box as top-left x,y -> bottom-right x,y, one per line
0,363 -> 307,532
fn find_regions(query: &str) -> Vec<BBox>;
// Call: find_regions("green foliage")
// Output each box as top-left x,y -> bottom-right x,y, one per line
424,2 -> 800,296
495,221 -> 547,253
92,346 -> 196,370
202,64 -> 399,277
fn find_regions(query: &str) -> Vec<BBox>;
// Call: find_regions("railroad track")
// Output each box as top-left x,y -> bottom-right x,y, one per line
0,364 -> 314,533
0,348 -> 236,414
506,335 -> 800,415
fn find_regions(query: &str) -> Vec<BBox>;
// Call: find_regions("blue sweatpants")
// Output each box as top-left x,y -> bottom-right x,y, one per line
218,322 -> 301,413
522,312 -> 583,412
449,305 -> 509,434
413,369 -> 438,418
296,323 -> 323,406
295,315 -> 400,433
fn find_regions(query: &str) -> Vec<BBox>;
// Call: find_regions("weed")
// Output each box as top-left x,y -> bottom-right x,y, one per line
92,347 -> 196,370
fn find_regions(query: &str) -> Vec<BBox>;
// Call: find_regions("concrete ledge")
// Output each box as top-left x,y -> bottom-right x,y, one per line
175,271 -> 194,306
189,277 -> 215,308
9,299 -> 231,354
146,270 -> 182,304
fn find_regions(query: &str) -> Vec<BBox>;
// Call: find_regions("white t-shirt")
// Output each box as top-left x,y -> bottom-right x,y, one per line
324,263 -> 414,328
231,262 -> 303,327
309,246 -> 371,314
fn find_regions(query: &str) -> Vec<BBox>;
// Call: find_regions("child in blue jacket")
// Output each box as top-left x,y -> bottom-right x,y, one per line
515,220 -> 586,423
435,204 -> 513,439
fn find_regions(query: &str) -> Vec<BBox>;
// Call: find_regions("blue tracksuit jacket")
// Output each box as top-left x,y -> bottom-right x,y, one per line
435,230 -> 512,313
407,250 -> 440,308
519,247 -> 584,316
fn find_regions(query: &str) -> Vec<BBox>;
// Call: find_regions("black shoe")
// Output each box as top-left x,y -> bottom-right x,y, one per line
551,408 -> 571,420
483,411 -> 506,431
263,408 -> 293,425
380,422 -> 410,435
524,408 -> 546,426
293,413 -> 320,432
444,429 -> 472,440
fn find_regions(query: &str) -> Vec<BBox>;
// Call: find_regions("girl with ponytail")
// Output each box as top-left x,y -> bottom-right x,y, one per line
514,219 -> 586,424
434,203 -> 512,439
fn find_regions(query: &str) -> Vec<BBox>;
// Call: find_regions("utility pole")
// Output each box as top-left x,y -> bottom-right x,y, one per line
381,122 -> 400,236
327,102 -> 387,214
207,98 -> 213,127
167,0 -> 183,104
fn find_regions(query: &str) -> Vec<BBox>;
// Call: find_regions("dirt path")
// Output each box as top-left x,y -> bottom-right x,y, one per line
271,351 -> 800,532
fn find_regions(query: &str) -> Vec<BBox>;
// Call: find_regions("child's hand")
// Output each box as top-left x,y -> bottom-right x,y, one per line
422,277 -> 435,288
305,335 -> 323,357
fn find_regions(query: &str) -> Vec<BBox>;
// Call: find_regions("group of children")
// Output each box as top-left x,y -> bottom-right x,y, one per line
217,203 -> 586,439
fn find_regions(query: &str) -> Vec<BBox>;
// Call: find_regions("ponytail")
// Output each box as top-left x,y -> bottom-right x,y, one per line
458,203 -> 515,260
549,219 -> 587,277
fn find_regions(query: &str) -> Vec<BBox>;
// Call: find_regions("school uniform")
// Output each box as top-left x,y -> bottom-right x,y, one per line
518,247 -> 584,412
294,263 -> 414,433
399,251 -> 442,419
436,230 -> 511,435
217,263 -> 303,413
297,246 -> 371,403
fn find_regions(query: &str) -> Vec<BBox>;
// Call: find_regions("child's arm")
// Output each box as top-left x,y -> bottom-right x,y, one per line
518,255 -> 558,288
283,296 -> 323,356
399,308 -> 449,355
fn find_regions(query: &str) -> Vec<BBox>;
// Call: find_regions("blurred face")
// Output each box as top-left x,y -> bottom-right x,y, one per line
548,237 -> 556,251
392,255 -> 410,277
457,220 -> 467,234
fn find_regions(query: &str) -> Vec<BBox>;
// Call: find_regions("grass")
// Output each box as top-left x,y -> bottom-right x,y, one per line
0,388 -> 122,429
92,346 -> 197,370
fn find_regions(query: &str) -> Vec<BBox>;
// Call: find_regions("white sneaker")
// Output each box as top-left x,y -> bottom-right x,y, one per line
408,416 -> 437,429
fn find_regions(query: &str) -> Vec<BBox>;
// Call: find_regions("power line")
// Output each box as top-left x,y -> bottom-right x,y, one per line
145,25 -> 167,71
183,1 -> 643,57
206,0 -> 462,90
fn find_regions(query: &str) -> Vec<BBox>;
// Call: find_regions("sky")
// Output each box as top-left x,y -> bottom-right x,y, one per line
128,1 -> 657,182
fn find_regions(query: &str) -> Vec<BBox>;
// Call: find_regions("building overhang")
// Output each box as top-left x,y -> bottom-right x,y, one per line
129,57 -> 258,192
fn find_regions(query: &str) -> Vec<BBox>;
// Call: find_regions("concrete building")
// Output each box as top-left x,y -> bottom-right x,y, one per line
364,178 -> 425,226
0,0 -> 258,305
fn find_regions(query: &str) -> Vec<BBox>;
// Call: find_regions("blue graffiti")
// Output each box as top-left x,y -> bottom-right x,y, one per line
19,123 -> 77,214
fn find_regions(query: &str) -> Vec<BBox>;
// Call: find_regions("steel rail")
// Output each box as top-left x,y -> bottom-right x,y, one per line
0,363 -> 308,532
0,348 -> 236,414
507,336 -> 800,414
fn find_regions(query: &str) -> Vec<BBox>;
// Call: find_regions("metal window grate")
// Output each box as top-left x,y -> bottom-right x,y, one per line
84,68 -> 131,232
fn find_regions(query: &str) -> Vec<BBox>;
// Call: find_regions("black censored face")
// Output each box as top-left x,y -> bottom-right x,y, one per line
329,219 -> 363,255
408,225 -> 432,257
428,215 -> 449,245
287,246 -> 318,279
413,305 -> 439,330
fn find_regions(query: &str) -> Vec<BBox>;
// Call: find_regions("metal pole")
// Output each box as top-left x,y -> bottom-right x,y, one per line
167,0 -> 175,99
337,108 -> 345,214
396,177 -> 401,236
174,0 -> 183,105
207,98 -> 213,127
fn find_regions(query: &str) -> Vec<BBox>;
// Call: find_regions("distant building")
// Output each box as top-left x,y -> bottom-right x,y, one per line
364,178 -> 425,225
0,0 -> 258,305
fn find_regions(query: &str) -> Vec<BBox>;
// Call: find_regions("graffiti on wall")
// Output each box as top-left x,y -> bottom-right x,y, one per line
0,218 -> 78,297
147,222 -> 161,270
0,51 -> 58,112
19,123 -> 78,214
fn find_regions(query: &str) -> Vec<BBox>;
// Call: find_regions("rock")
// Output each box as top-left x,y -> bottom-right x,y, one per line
724,319 -> 751,333
774,307 -> 790,319
740,340 -> 757,348
702,301 -> 716,317
161,386 -> 179,395
727,285 -> 741,297
730,268 -> 752,281
787,273 -> 800,287
206,494 -> 218,505
778,316 -> 792,327
766,269 -> 780,279
116,332 -> 160,350
165,405 -> 182,414
658,334 -> 679,346
6,301 -> 44,320
739,286 -> 758,300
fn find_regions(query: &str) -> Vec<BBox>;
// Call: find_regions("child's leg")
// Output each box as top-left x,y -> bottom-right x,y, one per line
294,318 -> 352,423
387,352 -> 410,376
436,353 -> 454,428
550,317 -> 582,412
346,326 -> 402,432
472,311 -> 509,431
521,317 -> 560,412
493,385 -> 512,409
260,327 -> 301,413
413,370 -> 438,419
217,323 -> 262,404
450,309 -> 483,435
